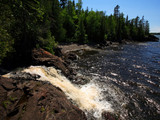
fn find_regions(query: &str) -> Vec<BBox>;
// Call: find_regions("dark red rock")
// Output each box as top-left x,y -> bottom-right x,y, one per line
32,48 -> 75,77
65,53 -> 79,61
102,111 -> 121,120
145,34 -> 159,42
0,77 -> 87,120
53,47 -> 63,57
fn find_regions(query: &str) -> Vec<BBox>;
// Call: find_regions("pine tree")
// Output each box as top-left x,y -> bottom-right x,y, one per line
75,12 -> 87,43
60,0 -> 67,9
0,1 -> 14,64
145,20 -> 150,35
50,0 -> 66,42
114,5 -> 120,18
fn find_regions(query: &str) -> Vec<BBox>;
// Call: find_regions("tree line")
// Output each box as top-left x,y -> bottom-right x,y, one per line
0,0 -> 150,66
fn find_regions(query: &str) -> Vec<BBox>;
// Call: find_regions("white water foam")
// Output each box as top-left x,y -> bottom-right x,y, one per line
20,66 -> 113,118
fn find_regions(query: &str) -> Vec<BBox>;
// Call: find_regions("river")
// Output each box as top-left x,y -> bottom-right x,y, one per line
3,36 -> 160,120
72,36 -> 160,120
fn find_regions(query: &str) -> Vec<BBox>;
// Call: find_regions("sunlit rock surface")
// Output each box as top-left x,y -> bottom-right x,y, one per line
0,77 -> 87,120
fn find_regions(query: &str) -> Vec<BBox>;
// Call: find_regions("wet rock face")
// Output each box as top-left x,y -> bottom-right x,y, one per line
102,112 -> 121,120
0,77 -> 87,120
145,34 -> 159,42
8,71 -> 40,81
65,53 -> 79,61
32,48 -> 75,77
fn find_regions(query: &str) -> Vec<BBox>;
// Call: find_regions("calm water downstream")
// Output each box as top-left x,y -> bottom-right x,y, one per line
73,36 -> 160,120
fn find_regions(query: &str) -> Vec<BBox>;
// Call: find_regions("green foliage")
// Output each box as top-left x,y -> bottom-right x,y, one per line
0,0 -> 58,66
50,0 -> 66,42
0,27 -> 14,64
0,0 -> 151,66
2,100 -> 11,109
0,2 -> 14,64
9,96 -> 17,102
40,106 -> 45,112
86,11 -> 102,43
106,15 -> 116,41
145,21 -> 150,35
37,32 -> 57,54
61,1 -> 78,43
75,12 -> 87,43
60,0 -> 67,9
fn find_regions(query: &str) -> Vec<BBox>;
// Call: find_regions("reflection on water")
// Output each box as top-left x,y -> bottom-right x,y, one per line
74,37 -> 160,120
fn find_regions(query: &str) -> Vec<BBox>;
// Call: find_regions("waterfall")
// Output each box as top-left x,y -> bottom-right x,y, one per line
4,66 -> 113,118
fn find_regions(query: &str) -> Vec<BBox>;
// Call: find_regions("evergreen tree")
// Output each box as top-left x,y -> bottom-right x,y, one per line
60,0 -> 67,9
86,11 -> 101,43
106,15 -> 116,41
76,0 -> 82,16
75,11 -> 87,43
50,0 -> 66,42
0,1 -> 14,64
145,20 -> 150,35
62,0 -> 77,42
114,5 -> 120,18
0,0 -> 152,66
135,16 -> 140,28
10,0 -> 45,59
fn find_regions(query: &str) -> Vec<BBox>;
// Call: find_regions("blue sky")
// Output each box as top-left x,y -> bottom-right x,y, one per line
75,0 -> 160,32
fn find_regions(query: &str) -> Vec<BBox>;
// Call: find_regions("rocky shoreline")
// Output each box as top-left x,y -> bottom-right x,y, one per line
0,77 -> 87,120
0,48 -> 87,120
0,37 -> 159,120
0,47 -> 118,120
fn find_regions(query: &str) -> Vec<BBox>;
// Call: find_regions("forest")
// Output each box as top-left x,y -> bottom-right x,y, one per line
0,0 -> 150,67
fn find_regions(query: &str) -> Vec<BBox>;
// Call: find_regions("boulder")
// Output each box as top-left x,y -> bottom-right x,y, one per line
64,52 -> 80,63
146,34 -> 159,42
53,47 -> 63,57
0,77 -> 87,120
32,48 -> 75,77
102,111 -> 121,120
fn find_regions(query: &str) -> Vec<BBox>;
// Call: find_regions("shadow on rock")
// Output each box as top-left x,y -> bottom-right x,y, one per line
0,77 -> 87,120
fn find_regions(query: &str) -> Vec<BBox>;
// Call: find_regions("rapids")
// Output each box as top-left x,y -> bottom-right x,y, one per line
3,36 -> 160,120
4,66 -> 113,119
72,37 -> 160,120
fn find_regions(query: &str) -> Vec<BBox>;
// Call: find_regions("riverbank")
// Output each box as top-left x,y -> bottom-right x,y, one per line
0,47 -> 119,120
71,39 -> 160,120
0,37 -> 159,120
58,34 -> 159,55
0,76 -> 87,120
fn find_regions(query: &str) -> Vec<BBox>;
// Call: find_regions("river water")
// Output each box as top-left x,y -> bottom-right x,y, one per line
3,37 -> 160,120
73,36 -> 160,120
